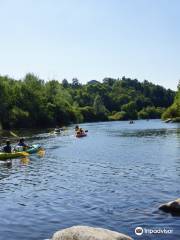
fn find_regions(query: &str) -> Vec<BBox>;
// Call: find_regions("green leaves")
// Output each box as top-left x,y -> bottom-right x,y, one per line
93,95 -> 108,120
162,83 -> 180,121
0,74 -> 176,128
138,107 -> 165,119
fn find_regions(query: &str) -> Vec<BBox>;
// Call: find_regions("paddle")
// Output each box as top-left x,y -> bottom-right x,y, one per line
9,131 -> 19,138
9,132 -> 31,151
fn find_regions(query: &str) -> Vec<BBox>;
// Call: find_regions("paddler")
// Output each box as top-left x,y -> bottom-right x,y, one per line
3,140 -> 12,153
17,138 -> 29,150
75,125 -> 79,131
80,128 -> 84,134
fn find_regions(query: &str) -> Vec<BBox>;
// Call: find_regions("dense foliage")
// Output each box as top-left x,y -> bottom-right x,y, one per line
0,74 -> 175,129
162,81 -> 180,122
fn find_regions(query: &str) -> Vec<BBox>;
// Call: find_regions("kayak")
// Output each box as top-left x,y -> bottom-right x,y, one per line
15,144 -> 42,154
0,151 -> 29,161
25,144 -> 41,154
76,133 -> 87,138
54,128 -> 63,134
54,130 -> 61,134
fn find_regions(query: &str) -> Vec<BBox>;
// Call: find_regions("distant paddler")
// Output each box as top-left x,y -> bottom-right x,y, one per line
75,125 -> 80,132
54,125 -> 67,134
75,125 -> 88,133
54,126 -> 62,134
75,127 -> 88,138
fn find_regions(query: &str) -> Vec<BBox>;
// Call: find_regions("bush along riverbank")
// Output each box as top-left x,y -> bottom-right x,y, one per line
0,73 -> 175,129
162,81 -> 180,123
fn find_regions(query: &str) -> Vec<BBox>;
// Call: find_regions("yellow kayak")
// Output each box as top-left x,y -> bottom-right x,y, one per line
0,151 -> 29,161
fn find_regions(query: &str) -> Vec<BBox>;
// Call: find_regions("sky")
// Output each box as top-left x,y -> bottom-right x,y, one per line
0,0 -> 179,90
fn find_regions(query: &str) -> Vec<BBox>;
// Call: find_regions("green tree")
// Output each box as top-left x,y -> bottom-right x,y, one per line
72,78 -> 80,88
93,95 -> 108,120
162,81 -> 180,122
121,101 -> 137,119
0,73 -> 176,129
62,79 -> 69,88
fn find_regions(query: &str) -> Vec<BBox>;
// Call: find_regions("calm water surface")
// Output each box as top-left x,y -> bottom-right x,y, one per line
0,120 -> 180,240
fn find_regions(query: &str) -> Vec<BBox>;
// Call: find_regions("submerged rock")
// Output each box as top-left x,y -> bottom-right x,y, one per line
159,198 -> 180,214
51,226 -> 133,240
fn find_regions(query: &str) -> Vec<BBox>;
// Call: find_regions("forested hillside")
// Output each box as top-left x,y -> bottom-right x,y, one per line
162,82 -> 180,122
0,74 -> 175,129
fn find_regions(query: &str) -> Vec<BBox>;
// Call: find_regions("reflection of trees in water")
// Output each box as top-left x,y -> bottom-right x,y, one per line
176,127 -> 180,138
175,166 -> 180,178
110,128 -> 180,138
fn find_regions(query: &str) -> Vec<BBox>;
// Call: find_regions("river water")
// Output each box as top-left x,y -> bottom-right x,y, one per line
0,120 -> 180,240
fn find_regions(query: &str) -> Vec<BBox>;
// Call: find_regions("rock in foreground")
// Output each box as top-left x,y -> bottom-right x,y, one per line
51,226 -> 133,240
159,198 -> 180,213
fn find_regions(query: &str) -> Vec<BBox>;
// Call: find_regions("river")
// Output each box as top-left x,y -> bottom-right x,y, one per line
0,120 -> 180,240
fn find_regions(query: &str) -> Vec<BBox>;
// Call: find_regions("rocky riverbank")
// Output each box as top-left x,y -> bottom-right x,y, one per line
159,198 -> 180,214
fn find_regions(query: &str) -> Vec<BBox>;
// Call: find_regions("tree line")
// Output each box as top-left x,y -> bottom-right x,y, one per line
0,73 -> 175,129
162,81 -> 180,122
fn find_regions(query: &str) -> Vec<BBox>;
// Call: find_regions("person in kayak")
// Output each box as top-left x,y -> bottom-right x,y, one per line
54,125 -> 62,132
80,128 -> 84,134
75,125 -> 79,131
76,128 -> 85,135
3,140 -> 12,153
18,138 -> 29,149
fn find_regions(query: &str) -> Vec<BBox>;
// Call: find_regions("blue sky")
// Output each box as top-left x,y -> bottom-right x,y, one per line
0,0 -> 179,90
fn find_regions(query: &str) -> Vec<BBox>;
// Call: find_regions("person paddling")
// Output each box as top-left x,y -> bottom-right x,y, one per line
3,140 -> 12,153
80,128 -> 84,134
75,125 -> 79,131
17,138 -> 29,150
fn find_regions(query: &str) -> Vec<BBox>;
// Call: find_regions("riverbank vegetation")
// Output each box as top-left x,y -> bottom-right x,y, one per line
162,82 -> 180,122
0,74 -> 175,129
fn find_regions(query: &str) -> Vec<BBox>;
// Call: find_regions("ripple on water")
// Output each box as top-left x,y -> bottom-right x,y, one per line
0,120 -> 180,240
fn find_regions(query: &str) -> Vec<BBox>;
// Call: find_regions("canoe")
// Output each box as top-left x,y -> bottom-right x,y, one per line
76,133 -> 87,138
25,144 -> 41,154
0,151 -> 29,161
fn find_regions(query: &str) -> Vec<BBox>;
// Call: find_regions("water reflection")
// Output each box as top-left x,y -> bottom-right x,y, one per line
37,148 -> 46,157
0,149 -> 45,180
109,128 -> 179,138
0,120 -> 180,240
20,157 -> 30,165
